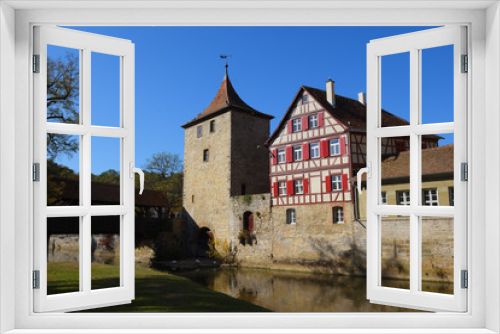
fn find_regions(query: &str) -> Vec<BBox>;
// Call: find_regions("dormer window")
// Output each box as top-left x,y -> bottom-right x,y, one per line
292,118 -> 302,132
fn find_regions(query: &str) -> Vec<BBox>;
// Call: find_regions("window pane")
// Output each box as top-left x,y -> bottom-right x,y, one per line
47,217 -> 80,295
421,216 -> 454,295
380,216 -> 410,290
420,134 -> 453,206
91,216 -> 121,290
421,45 -> 454,124
91,52 -> 120,127
381,52 -> 410,127
91,137 -> 121,205
47,134 -> 80,206
47,45 -> 80,124
380,136 -> 410,205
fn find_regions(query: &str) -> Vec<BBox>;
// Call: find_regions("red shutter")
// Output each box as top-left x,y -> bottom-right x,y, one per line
302,143 -> 310,160
273,182 -> 279,197
320,140 -> 329,158
303,178 -> 309,194
287,180 -> 294,195
302,116 -> 309,131
340,137 -> 346,155
287,120 -> 293,133
342,174 -> 349,190
325,175 -> 332,192
272,150 -> 277,165
318,112 -> 324,127
285,146 -> 293,163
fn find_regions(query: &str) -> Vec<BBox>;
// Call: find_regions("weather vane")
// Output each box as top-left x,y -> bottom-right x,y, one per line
220,55 -> 232,68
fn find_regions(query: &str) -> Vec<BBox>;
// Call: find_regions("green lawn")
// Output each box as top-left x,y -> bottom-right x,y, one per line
47,262 -> 270,312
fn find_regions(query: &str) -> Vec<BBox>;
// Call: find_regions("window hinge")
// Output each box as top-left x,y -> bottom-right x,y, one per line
461,54 -> 468,73
33,270 -> 40,289
461,270 -> 468,289
33,54 -> 40,73
461,162 -> 468,181
33,163 -> 40,182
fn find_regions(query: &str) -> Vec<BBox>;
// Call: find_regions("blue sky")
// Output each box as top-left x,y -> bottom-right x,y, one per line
51,26 -> 453,174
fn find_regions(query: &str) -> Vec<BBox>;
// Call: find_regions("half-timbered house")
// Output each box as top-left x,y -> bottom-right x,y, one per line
266,79 -> 440,226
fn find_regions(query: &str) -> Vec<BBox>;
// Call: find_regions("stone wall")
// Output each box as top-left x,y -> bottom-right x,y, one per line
230,111 -> 270,196
229,194 -> 273,264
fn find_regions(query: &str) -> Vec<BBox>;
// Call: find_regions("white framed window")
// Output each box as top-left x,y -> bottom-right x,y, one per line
422,188 -> 439,206
365,26 -> 467,312
310,142 -> 320,158
3,4 -> 495,334
302,95 -> 308,104
294,179 -> 304,194
309,114 -> 319,128
278,181 -> 287,196
396,191 -> 411,206
293,145 -> 302,161
33,26 -> 137,312
381,192 -> 387,205
292,118 -> 302,132
286,208 -> 296,225
277,148 -> 286,163
331,175 -> 342,191
333,207 -> 344,224
330,138 -> 340,156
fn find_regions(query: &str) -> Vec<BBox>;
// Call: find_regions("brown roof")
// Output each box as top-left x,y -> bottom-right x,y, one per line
355,144 -> 454,181
182,71 -> 274,129
57,179 -> 169,207
266,85 -> 440,146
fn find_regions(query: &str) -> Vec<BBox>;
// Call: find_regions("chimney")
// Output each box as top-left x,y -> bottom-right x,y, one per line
358,92 -> 366,105
326,78 -> 336,107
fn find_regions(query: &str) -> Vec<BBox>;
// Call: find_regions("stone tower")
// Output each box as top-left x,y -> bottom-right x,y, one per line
181,66 -> 274,247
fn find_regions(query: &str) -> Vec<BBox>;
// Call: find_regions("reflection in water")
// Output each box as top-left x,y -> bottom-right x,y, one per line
178,268 -> 453,312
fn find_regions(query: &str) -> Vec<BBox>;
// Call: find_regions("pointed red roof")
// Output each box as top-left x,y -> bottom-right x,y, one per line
181,73 -> 273,129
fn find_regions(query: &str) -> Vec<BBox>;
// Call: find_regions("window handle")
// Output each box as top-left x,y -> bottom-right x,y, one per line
129,162 -> 145,195
356,162 -> 371,194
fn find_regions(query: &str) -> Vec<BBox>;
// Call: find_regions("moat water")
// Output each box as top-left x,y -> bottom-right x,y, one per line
176,267 -> 453,312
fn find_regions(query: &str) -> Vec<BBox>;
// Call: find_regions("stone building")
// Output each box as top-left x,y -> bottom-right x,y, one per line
181,65 -> 273,256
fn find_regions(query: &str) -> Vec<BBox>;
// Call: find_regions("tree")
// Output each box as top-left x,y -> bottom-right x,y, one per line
143,152 -> 184,217
46,53 -> 80,159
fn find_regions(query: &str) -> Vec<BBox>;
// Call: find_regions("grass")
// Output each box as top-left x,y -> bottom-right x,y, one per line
47,262 -> 271,312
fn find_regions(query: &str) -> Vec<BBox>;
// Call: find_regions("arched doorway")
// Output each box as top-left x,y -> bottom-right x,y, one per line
243,211 -> 254,233
197,227 -> 213,257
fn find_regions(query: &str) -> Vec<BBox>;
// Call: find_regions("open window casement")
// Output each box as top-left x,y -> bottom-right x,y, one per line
33,26 -> 138,312
363,26 -> 467,312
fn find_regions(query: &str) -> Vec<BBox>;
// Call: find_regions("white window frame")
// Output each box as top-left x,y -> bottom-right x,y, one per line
330,138 -> 340,156
286,208 -> 296,225
278,181 -> 287,196
292,145 -> 302,161
292,118 -> 302,132
333,207 -> 344,224
294,179 -> 303,194
310,142 -> 320,158
422,188 -> 439,206
277,148 -> 286,163
309,114 -> 318,128
1,2 -> 497,333
397,190 -> 411,206
331,174 -> 342,191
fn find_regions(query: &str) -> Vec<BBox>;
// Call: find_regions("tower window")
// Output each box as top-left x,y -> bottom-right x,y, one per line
333,207 -> 344,224
286,208 -> 296,225
203,149 -> 209,162
210,120 -> 215,133
197,125 -> 202,138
